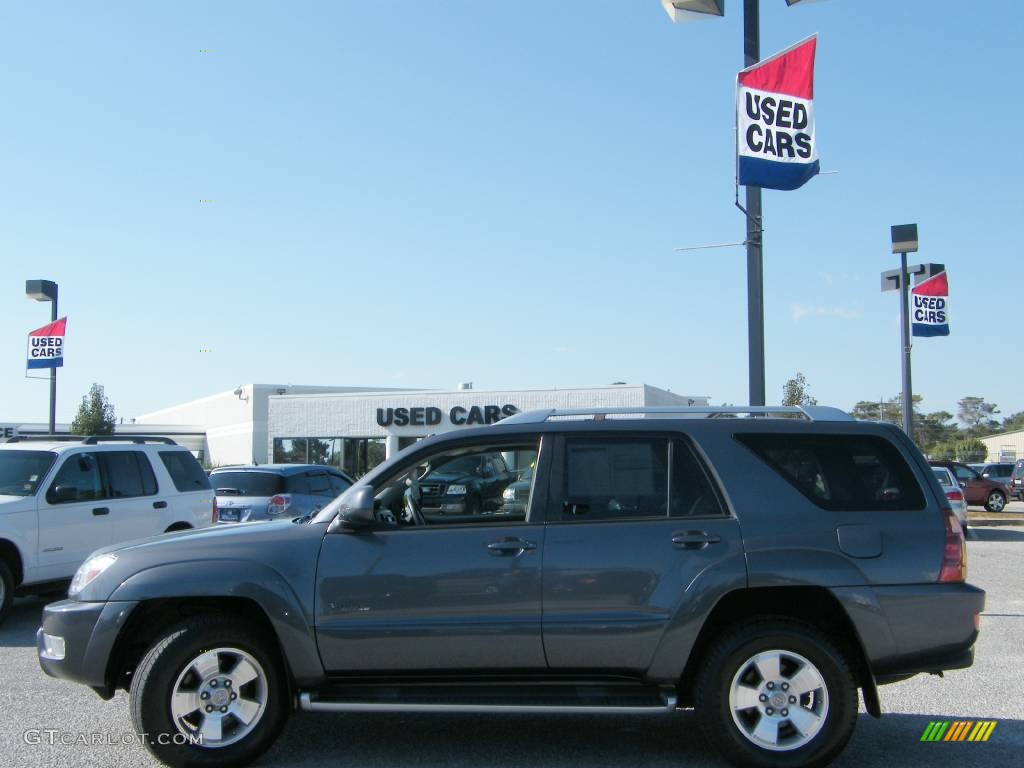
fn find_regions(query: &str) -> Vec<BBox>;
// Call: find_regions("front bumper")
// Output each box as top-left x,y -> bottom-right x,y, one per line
37,599 -> 138,691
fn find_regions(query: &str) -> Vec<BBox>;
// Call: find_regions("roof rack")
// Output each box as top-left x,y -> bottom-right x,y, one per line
501,405 -> 853,425
5,434 -> 178,445
4,434 -> 84,443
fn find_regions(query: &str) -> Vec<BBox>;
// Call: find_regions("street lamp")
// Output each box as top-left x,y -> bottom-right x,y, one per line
890,225 -> 918,439
26,279 -> 59,435
662,0 -> 823,407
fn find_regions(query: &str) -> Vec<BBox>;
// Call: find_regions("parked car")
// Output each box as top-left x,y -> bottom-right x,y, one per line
932,466 -> 968,528
0,435 -> 212,624
977,462 -> 1014,488
38,405 -> 983,768
210,464 -> 354,523
500,465 -> 534,515
1010,459 -> 1024,501
929,460 -> 1009,512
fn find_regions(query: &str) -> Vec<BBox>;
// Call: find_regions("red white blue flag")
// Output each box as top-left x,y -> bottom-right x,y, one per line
737,35 -> 819,191
911,271 -> 950,337
27,317 -> 67,369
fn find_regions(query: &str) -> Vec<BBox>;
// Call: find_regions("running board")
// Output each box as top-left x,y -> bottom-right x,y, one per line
299,688 -> 677,715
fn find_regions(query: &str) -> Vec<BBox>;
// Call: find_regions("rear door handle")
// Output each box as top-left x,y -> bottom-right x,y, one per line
486,538 -> 537,556
153,500 -> 167,509
671,531 -> 720,550
92,507 -> 110,516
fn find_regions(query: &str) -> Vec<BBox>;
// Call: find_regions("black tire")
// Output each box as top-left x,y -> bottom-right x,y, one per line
129,614 -> 289,768
0,559 -> 14,625
694,619 -> 858,768
984,490 -> 1006,513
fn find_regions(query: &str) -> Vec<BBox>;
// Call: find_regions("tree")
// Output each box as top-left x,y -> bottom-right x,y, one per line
781,373 -> 817,407
1000,411 -> 1024,433
957,396 -> 1000,433
954,438 -> 987,463
70,383 -> 116,436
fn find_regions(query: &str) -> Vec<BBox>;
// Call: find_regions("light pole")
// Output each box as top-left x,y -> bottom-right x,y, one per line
889,224 -> 917,439
26,279 -> 59,435
661,0 -> 820,406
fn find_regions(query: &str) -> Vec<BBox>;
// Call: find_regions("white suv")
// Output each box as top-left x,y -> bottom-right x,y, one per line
0,436 -> 214,623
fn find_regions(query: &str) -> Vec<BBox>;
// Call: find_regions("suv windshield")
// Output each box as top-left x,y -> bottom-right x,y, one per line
211,472 -> 285,497
0,450 -> 57,497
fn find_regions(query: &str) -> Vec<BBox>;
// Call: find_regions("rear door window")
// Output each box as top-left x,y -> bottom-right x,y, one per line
285,473 -> 310,495
104,451 -> 157,498
160,451 -> 213,492
554,436 -> 725,522
328,473 -> 351,495
738,433 -> 926,511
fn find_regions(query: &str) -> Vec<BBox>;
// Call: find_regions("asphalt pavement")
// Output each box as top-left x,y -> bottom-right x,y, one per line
1,527 -> 1021,768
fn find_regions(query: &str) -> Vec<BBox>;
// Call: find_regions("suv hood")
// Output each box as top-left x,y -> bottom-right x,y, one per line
422,471 -> 475,485
75,519 -> 327,602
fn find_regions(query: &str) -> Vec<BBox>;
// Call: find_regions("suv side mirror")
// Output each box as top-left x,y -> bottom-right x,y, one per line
335,486 -> 377,531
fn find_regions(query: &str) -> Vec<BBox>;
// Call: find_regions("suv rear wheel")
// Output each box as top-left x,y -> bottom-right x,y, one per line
129,614 -> 289,768
694,619 -> 857,768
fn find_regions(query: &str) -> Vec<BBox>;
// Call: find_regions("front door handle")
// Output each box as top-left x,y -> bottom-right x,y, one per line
153,500 -> 167,509
92,507 -> 110,516
486,538 -> 537,556
671,531 -> 720,550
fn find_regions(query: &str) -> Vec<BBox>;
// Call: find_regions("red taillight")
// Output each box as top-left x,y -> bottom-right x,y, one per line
212,497 -> 219,524
938,507 -> 966,583
268,494 -> 292,516
945,489 -> 964,503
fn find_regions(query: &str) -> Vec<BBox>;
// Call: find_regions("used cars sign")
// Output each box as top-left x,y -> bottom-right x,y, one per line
26,317 -> 67,370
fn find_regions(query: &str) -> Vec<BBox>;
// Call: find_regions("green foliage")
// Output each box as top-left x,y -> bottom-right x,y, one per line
957,396 -> 1000,434
1000,411 -> 1024,433
70,383 -> 116,436
782,373 -> 817,407
954,438 -> 987,463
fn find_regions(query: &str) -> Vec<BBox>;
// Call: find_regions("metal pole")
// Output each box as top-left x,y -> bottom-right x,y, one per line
899,252 -> 913,438
743,0 -> 765,407
49,289 -> 58,435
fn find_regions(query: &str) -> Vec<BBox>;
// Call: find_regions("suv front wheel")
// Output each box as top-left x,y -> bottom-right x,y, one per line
129,615 -> 289,768
694,619 -> 857,768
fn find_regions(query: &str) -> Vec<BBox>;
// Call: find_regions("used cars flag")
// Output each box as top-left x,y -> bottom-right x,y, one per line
911,271 -> 950,337
737,35 -> 819,191
27,316 -> 67,369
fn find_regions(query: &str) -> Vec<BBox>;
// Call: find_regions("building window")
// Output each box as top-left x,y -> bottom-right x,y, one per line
272,437 -> 386,478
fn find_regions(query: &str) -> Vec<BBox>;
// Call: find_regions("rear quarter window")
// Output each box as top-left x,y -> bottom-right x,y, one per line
737,433 -> 926,512
159,451 -> 212,492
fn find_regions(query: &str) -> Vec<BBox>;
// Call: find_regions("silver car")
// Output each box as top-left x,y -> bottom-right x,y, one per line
211,464 -> 354,523
932,466 -> 968,528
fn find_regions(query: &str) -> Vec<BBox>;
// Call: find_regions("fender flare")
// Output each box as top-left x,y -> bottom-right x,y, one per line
109,559 -> 324,686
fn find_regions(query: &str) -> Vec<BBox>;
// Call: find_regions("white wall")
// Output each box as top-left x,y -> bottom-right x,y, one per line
981,431 -> 1024,463
267,385 -> 710,460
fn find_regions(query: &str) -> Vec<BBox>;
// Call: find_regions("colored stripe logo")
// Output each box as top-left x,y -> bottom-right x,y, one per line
920,720 -> 997,742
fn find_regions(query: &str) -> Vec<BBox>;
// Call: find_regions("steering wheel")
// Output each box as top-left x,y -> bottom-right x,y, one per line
404,487 -> 427,527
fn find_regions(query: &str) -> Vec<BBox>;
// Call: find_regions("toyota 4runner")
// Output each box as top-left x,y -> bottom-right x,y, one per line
36,406 -> 984,768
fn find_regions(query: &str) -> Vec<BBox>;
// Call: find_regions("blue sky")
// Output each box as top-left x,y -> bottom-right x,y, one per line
1,1 -> 1020,424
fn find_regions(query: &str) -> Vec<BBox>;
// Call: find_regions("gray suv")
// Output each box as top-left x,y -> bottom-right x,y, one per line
37,406 -> 984,768
209,464 -> 354,523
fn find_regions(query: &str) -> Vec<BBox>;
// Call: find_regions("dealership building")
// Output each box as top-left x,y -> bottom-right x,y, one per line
132,383 -> 709,476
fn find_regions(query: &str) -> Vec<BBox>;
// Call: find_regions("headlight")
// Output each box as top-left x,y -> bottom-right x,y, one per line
502,487 -> 515,500
69,553 -> 118,596
447,485 -> 467,495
